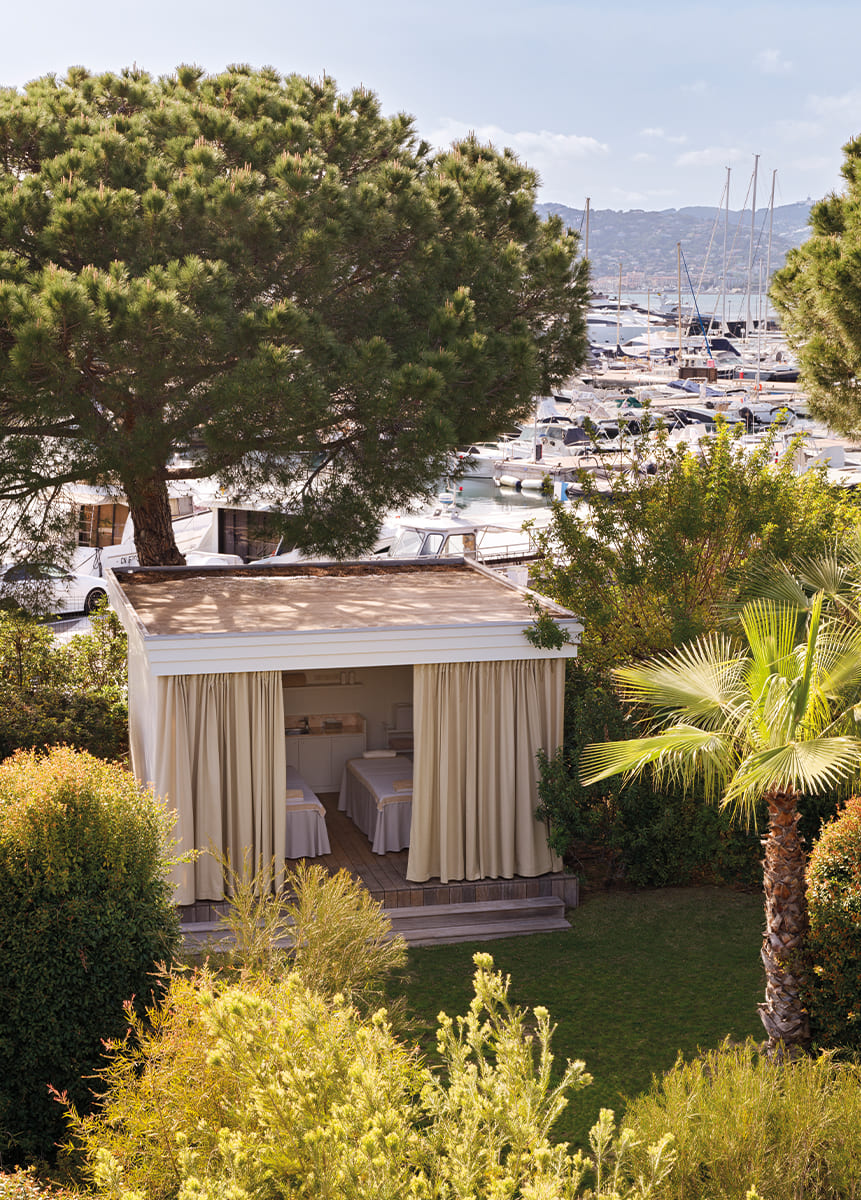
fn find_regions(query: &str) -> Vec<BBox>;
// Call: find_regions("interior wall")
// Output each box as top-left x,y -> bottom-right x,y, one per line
282,664 -> 414,748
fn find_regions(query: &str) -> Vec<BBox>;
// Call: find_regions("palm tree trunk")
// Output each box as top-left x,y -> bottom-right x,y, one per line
758,786 -> 810,1056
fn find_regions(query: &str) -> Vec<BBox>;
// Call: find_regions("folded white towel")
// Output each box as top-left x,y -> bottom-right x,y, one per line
363,749 -> 397,758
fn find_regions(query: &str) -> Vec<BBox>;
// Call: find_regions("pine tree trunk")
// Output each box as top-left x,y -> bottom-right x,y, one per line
758,786 -> 810,1057
126,476 -> 186,567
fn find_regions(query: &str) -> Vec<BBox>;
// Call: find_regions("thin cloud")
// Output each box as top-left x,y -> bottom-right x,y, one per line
430,119 -> 608,160
640,127 -> 687,145
808,89 -> 861,119
676,146 -> 746,168
754,48 -> 793,75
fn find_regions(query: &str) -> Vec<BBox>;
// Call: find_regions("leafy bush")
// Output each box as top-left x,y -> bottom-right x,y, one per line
623,1040 -> 861,1200
536,662 -> 762,888
54,603 -> 127,700
805,796 -> 861,1050
0,608 -> 128,762
0,747 -> 180,1165
0,686 -> 128,763
530,420 -> 861,668
68,954 -> 676,1200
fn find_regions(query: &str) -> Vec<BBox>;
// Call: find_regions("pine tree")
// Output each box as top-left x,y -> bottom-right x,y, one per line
0,65 -> 588,564
772,134 -> 861,436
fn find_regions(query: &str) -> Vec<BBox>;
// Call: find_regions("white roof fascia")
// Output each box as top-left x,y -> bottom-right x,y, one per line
125,620 -> 581,676
104,565 -> 581,677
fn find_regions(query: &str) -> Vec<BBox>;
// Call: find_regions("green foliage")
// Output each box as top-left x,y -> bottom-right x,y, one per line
67,953 -> 675,1200
0,747 -> 180,1164
0,608 -> 128,761
0,611 -> 59,689
623,1040 -> 861,1200
535,662 -> 762,887
0,685 -> 128,763
530,421 -> 861,668
772,134 -> 861,436
0,65 -> 588,564
207,855 -> 407,1015
523,604 -> 573,651
54,603 -> 128,700
804,796 -> 861,1050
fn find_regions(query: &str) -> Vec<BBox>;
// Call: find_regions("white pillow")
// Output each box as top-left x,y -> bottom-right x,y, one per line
363,749 -> 397,758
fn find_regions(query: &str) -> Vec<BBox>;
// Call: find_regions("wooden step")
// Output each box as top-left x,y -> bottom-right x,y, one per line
181,897 -> 571,951
384,896 -> 571,946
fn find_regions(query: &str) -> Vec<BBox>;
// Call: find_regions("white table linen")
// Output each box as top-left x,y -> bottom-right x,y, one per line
285,767 -> 331,858
339,756 -> 413,853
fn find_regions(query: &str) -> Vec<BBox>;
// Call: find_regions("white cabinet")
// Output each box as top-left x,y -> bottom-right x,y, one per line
285,716 -> 366,791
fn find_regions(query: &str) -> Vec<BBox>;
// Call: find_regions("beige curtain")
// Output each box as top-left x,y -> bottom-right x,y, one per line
155,671 -> 286,904
408,658 -> 564,883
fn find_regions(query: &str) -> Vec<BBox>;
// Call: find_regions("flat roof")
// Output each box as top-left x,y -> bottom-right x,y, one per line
107,560 -> 580,675
111,560 -> 568,637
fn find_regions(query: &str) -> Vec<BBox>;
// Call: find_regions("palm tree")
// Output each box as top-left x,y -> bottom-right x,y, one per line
580,593 -> 861,1056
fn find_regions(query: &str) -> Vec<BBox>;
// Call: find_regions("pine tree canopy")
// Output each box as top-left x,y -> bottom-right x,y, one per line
0,64 -> 589,564
772,134 -> 861,438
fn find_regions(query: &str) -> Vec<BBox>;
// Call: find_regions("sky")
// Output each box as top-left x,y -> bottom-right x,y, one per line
2,0 -> 860,213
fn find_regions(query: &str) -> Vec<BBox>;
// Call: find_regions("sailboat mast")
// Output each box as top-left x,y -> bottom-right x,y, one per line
764,169 -> 777,339
756,260 -> 763,388
722,166 -> 730,331
746,153 -> 760,339
616,262 -> 622,352
677,242 -> 682,361
584,196 -> 590,262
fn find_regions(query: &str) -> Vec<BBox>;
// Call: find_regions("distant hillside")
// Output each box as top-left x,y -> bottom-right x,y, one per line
536,201 -> 813,293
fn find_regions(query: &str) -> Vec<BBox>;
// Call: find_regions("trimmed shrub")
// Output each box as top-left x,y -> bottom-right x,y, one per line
0,747 -> 180,1165
805,796 -> 861,1050
623,1040 -> 861,1200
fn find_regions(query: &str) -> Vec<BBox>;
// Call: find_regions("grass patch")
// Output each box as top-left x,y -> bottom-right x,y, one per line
389,886 -> 765,1149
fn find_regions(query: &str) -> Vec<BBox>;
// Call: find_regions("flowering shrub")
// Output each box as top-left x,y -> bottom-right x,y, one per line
804,796 -> 861,1049
0,747 -> 179,1164
0,1170 -> 75,1199
68,955 -> 676,1200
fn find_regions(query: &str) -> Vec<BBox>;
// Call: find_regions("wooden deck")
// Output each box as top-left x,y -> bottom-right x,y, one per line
181,793 -> 578,924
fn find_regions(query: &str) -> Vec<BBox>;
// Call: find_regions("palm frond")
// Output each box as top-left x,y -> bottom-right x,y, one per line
740,600 -> 799,678
790,591 -> 823,730
580,724 -> 736,800
805,618 -> 861,700
737,556 -> 813,613
795,550 -> 857,602
723,736 -> 861,819
614,633 -> 746,729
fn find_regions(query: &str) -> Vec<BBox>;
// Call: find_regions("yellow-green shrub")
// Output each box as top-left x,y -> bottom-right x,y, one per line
622,1040 -> 861,1200
0,747 -> 179,1165
805,796 -> 861,1050
68,956 -> 676,1200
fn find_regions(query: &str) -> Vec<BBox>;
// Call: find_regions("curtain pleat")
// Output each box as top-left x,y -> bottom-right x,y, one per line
407,659 -> 564,883
155,671 -> 286,903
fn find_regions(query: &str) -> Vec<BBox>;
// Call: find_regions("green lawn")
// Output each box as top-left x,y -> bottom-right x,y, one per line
390,886 -> 765,1149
